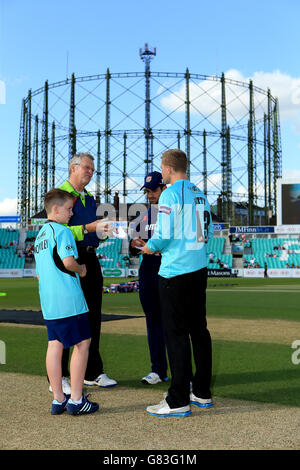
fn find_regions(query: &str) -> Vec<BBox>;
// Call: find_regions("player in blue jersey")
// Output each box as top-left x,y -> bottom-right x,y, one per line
34,188 -> 99,415
129,171 -> 168,385
142,149 -> 214,417
58,153 -> 117,389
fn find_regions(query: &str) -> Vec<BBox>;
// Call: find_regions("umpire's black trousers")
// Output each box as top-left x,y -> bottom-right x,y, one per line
62,247 -> 104,381
139,264 -> 168,380
158,267 -> 212,408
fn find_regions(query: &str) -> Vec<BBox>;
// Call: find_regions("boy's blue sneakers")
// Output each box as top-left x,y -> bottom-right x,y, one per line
66,394 -> 99,415
51,394 -> 70,415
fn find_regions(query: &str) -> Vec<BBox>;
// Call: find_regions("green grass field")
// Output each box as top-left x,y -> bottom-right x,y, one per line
0,277 -> 299,407
1,277 -> 299,320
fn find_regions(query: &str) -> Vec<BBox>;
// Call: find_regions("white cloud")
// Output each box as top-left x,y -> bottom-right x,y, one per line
0,80 -> 6,105
87,175 -> 141,194
0,198 -> 17,216
250,70 -> 300,121
160,69 -> 300,130
281,169 -> 300,180
193,172 -> 222,191
1,75 -> 29,87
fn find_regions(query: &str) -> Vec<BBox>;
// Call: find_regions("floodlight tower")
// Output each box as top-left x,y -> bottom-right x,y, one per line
140,43 -> 156,175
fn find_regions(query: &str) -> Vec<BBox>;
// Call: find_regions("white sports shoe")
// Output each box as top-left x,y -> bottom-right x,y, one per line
146,394 -> 191,417
141,372 -> 162,385
84,373 -> 117,388
190,392 -> 213,408
49,377 -> 71,395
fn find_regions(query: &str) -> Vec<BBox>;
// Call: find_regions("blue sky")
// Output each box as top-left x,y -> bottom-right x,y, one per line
1,0 -> 300,215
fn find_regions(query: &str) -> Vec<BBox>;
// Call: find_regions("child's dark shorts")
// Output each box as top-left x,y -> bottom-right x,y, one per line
45,312 -> 91,348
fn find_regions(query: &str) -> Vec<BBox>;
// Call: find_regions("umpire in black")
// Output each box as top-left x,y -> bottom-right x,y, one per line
129,171 -> 168,385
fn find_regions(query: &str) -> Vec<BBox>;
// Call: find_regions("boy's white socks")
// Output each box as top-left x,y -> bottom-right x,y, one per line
69,397 -> 83,405
52,399 -> 66,405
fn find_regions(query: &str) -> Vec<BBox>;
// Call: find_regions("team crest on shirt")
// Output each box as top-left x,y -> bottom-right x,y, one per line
65,244 -> 75,251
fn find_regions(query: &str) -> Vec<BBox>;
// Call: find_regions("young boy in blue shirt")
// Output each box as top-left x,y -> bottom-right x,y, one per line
34,188 -> 99,415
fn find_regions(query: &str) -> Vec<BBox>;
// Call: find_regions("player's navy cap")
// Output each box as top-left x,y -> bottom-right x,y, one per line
141,171 -> 164,190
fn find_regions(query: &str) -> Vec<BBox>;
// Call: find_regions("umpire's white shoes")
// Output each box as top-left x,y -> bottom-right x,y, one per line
190,392 -> 213,408
141,372 -> 163,385
84,373 -> 117,388
146,395 -> 191,417
49,377 -> 71,395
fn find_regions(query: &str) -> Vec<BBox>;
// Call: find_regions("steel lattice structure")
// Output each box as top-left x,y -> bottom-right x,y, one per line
17,44 -> 282,225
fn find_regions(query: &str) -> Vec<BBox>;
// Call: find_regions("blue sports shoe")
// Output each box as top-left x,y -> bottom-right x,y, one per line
146,394 -> 191,417
51,394 -> 70,415
190,392 -> 213,408
141,372 -> 168,385
66,394 -> 99,416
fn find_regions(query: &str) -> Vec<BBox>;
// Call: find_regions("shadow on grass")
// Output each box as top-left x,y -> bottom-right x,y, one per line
211,369 -> 300,407
212,368 -> 300,386
216,387 -> 300,408
1,325 -> 299,408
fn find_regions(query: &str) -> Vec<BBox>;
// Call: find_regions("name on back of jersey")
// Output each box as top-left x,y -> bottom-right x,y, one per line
35,239 -> 49,253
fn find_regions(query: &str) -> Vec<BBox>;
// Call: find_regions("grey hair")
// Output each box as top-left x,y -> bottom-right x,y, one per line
69,152 -> 94,175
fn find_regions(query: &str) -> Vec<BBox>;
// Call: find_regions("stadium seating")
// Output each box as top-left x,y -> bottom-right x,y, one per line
207,237 -> 232,269
207,237 -> 225,253
0,228 -> 24,269
207,254 -> 233,269
97,238 -> 128,269
0,250 -> 25,269
244,237 -> 300,268
25,230 -> 39,246
0,228 -> 19,246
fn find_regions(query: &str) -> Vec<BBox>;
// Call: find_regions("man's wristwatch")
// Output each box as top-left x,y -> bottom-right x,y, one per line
83,224 -> 89,235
